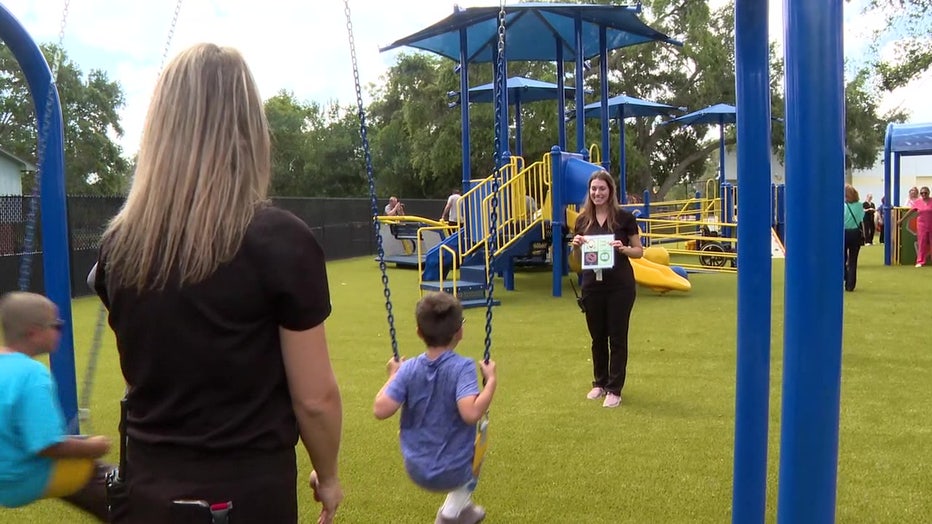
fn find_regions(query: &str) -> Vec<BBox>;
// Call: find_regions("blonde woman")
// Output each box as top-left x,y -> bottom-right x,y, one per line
570,170 -> 643,408
93,44 -> 343,524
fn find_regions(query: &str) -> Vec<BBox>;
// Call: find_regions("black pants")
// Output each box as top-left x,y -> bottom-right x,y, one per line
844,228 -> 862,291
582,285 -> 636,395
60,461 -> 114,522
878,221 -> 885,244
109,441 -> 298,524
863,213 -> 875,244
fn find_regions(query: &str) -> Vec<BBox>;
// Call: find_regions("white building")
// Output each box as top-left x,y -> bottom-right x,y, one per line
0,148 -> 32,196
721,146 -> 932,206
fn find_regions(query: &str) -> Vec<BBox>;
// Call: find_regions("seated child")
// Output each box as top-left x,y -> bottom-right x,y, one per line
0,292 -> 112,521
374,292 -> 497,524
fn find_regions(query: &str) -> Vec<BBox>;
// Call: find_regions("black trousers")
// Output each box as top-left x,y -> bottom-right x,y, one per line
109,441 -> 298,524
863,213 -> 875,244
844,228 -> 862,291
582,285 -> 636,395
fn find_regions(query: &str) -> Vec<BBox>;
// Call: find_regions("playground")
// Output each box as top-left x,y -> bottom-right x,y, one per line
3,0 -> 931,522
6,248 -> 931,523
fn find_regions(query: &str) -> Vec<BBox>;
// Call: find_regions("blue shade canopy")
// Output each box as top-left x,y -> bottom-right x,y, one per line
666,103 -> 737,126
380,3 -> 680,63
467,76 -> 576,103
580,94 -> 681,119
887,122 -> 932,155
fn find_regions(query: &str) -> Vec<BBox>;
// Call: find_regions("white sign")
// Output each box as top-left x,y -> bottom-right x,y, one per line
581,234 -> 616,270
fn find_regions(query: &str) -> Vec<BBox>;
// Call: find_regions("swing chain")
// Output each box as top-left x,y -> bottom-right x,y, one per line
160,0 -> 185,72
485,0 -> 507,364
17,0 -> 72,292
344,0 -> 399,360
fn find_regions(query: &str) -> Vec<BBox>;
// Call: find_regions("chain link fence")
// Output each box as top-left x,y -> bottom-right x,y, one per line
1,195 -> 445,296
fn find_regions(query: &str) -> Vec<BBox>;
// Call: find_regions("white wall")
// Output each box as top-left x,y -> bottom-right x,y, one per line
0,156 -> 24,196
721,146 -> 932,206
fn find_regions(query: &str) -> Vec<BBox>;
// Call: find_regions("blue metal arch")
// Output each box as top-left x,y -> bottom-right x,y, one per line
0,5 -> 78,430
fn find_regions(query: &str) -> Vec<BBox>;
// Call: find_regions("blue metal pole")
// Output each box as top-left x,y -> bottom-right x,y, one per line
619,117 -> 627,204
883,124 -> 892,265
557,44 -> 567,150
459,28 -> 471,190
550,146 -> 564,297
733,0 -> 772,521
719,117 -> 727,184
720,118 -> 728,223
893,153 -> 901,206
778,1 -> 845,523
599,25 -> 611,175
574,14 -> 585,153
0,5 -> 79,431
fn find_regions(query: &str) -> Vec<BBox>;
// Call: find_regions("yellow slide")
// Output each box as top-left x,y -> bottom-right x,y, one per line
630,257 -> 691,293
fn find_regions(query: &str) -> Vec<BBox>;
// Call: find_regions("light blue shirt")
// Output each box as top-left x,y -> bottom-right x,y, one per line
0,352 -> 67,507
844,202 -> 865,229
386,350 -> 480,491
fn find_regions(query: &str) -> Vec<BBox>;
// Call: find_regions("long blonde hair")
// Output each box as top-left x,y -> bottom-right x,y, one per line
102,44 -> 271,291
576,170 -> 621,233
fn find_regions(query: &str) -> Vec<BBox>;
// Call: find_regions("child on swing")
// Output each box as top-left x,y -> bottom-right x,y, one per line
0,292 -> 112,521
374,292 -> 497,524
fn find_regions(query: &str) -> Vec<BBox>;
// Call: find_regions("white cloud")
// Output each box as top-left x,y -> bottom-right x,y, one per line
2,0 -> 929,156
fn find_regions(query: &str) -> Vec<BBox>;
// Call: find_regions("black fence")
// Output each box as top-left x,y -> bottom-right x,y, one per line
1,195 -> 445,297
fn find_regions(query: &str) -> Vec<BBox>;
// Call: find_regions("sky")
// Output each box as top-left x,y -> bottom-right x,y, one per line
3,0 -> 930,156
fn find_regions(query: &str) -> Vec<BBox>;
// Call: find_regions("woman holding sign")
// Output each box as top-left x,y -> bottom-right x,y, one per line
571,170 -> 643,408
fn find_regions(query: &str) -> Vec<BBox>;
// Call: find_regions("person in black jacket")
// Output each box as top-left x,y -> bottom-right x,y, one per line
571,170 -> 644,408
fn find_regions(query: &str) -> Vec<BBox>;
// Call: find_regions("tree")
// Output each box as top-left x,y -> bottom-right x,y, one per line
0,44 -> 130,195
861,0 -> 932,90
844,67 -> 908,174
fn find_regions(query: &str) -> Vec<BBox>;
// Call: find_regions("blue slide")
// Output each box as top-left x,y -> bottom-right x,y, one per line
422,231 -> 460,281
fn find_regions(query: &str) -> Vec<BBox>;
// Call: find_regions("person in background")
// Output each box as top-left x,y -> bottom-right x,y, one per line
385,196 -> 406,216
898,186 -> 932,267
843,184 -> 865,291
862,193 -> 876,245
877,196 -> 886,245
905,186 -> 920,208
441,188 -> 462,227
93,43 -> 343,524
570,170 -> 643,408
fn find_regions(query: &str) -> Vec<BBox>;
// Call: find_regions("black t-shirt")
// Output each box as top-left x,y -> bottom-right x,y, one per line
95,206 -> 331,453
574,208 -> 640,290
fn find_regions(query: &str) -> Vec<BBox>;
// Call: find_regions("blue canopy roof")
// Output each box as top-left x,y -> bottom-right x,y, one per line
580,94 -> 681,119
886,122 -> 932,155
666,103 -> 736,126
380,3 -> 680,63
467,76 -> 576,103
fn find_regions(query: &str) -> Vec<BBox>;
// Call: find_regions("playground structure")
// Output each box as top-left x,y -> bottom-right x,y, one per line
883,122 -> 932,266
3,0 -> 873,521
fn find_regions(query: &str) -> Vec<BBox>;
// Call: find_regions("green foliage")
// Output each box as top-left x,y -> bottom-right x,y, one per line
863,0 -> 932,90
845,68 -> 908,171
0,44 -> 130,195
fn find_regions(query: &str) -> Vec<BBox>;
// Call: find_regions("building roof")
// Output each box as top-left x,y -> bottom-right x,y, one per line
0,148 -> 35,171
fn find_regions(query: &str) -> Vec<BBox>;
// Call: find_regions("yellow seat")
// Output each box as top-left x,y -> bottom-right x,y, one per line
43,458 -> 95,498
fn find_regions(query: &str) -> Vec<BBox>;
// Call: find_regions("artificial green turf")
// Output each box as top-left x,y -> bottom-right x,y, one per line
5,245 -> 931,523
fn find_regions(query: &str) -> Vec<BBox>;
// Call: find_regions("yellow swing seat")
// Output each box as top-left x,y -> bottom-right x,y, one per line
471,415 -> 490,477
42,458 -> 96,498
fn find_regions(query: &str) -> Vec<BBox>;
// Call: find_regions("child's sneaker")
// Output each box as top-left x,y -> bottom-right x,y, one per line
435,503 -> 486,524
602,393 -> 621,408
586,387 -> 606,400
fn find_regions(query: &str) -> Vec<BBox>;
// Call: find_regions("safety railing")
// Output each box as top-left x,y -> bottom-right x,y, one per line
454,156 -> 525,261
637,216 -> 738,273
483,154 -> 550,257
